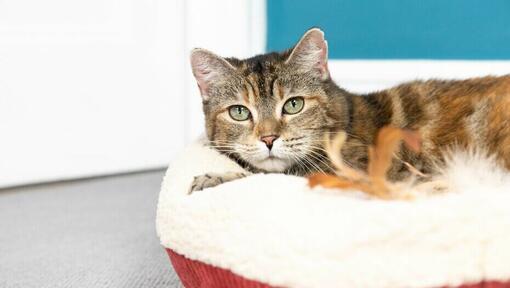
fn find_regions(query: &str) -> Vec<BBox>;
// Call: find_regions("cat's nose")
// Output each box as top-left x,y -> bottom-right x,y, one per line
260,135 -> 279,150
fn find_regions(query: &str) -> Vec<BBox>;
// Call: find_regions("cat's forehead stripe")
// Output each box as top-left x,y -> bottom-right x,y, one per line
241,82 -> 251,103
247,74 -> 259,105
273,79 -> 284,100
243,75 -> 280,102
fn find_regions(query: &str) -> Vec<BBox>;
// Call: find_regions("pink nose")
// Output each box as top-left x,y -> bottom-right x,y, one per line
260,135 -> 279,150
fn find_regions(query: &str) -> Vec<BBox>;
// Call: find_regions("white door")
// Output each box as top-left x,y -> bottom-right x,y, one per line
0,0 -> 187,187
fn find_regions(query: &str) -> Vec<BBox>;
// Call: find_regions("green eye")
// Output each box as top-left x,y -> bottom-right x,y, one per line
283,97 -> 304,115
228,105 -> 251,121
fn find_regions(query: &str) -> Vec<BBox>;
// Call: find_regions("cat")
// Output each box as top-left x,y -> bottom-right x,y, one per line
189,28 -> 510,192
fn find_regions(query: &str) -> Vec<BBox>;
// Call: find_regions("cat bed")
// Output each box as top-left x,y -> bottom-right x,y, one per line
156,137 -> 510,288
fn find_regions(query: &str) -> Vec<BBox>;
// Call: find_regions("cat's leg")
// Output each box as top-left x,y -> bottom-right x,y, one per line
189,172 -> 252,194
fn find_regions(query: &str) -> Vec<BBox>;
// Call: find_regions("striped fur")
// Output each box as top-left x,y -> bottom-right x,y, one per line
190,29 -> 510,181
345,76 -> 510,180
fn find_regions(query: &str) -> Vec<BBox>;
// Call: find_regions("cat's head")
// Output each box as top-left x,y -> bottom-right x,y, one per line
190,28 -> 347,173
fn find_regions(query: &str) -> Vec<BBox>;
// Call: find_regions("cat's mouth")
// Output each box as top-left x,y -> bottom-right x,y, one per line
251,156 -> 290,172
240,141 -> 296,172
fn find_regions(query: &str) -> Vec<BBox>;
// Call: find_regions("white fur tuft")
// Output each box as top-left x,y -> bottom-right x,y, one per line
440,150 -> 510,193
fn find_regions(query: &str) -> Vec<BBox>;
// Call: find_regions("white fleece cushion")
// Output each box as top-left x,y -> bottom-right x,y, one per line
156,137 -> 510,288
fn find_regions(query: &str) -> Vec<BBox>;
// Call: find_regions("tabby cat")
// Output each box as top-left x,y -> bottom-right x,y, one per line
189,28 -> 510,192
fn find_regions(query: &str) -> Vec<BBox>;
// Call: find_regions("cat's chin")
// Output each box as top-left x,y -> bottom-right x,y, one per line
251,157 -> 290,173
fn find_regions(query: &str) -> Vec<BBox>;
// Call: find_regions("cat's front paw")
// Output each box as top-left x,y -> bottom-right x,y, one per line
188,172 -> 250,194
189,173 -> 225,193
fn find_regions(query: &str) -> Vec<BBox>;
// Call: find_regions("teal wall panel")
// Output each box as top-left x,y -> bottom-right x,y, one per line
267,0 -> 510,59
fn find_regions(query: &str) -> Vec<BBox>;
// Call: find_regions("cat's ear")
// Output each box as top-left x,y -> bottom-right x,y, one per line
286,28 -> 329,80
190,48 -> 236,100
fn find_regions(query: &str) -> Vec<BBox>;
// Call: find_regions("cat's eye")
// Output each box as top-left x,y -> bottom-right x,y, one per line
228,105 -> 251,121
283,97 -> 304,115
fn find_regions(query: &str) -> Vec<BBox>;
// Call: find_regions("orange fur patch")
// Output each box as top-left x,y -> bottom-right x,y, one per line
308,126 -> 421,199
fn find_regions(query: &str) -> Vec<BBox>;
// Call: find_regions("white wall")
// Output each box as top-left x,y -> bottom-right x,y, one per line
329,60 -> 510,94
0,0 -> 187,187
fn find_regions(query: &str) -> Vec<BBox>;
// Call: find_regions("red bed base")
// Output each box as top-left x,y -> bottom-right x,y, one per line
166,248 -> 510,288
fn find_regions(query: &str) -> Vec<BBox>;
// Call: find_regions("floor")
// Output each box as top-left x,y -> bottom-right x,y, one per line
0,170 -> 181,288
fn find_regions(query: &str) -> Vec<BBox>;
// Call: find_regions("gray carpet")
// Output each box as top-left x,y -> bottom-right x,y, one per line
0,171 -> 181,288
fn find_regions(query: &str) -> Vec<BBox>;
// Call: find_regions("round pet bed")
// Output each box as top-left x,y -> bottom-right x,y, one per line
156,137 -> 510,288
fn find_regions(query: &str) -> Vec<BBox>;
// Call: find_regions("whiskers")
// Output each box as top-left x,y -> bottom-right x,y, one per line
280,137 -> 337,176
210,135 -> 349,176
210,139 -> 259,159
300,129 -> 376,169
